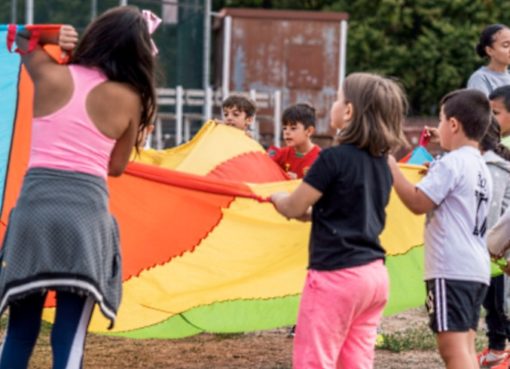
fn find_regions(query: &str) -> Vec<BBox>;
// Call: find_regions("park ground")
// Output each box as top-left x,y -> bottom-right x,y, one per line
23,307 -> 489,368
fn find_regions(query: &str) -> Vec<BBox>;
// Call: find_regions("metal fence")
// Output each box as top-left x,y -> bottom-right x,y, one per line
150,87 -> 283,149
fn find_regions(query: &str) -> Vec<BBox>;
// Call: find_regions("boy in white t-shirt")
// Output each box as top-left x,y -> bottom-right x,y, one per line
388,89 -> 493,369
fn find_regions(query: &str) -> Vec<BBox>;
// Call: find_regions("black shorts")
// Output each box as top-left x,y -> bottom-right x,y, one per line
425,278 -> 488,333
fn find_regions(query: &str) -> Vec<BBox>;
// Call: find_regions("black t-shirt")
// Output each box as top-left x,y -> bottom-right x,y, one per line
303,144 -> 391,270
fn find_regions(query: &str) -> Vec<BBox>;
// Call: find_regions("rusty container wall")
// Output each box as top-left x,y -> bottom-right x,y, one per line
214,8 -> 349,140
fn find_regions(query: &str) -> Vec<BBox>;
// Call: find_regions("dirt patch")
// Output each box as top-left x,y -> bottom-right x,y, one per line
24,307 -> 450,368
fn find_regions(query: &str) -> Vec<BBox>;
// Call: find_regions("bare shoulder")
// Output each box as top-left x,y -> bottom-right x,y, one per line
87,81 -> 142,139
33,64 -> 73,117
98,82 -> 141,110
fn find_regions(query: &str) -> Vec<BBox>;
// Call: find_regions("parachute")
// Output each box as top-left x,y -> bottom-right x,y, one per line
0,25 -> 426,338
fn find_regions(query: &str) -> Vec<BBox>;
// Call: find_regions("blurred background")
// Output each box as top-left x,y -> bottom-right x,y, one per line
2,0 -> 510,153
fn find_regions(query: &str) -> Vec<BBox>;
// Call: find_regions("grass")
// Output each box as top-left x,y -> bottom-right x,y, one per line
378,323 -> 488,353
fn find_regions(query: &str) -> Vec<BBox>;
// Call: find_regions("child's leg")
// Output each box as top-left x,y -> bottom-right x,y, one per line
468,330 -> 479,369
0,293 -> 46,369
426,279 -> 487,369
484,276 -> 508,351
51,291 -> 95,369
337,260 -> 388,369
293,260 -> 388,369
436,331 -> 477,369
293,270 -> 346,369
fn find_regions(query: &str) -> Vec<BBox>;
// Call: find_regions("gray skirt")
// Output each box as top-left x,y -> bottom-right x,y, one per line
0,168 -> 121,328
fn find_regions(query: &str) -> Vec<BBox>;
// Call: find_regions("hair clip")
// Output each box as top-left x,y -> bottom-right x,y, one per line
142,9 -> 162,56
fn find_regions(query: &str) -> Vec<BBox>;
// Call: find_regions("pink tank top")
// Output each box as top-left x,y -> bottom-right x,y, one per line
28,65 -> 116,179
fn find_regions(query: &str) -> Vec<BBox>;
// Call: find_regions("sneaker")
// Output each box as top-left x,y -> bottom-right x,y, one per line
287,325 -> 296,338
478,348 -> 509,368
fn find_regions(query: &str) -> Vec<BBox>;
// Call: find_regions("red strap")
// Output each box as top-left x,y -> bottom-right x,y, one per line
26,28 -> 40,53
418,128 -> 430,147
6,25 -> 49,55
6,24 -> 16,52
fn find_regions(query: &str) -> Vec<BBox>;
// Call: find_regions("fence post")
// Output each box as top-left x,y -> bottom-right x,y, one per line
176,86 -> 184,145
184,116 -> 191,142
249,89 -> 259,140
155,117 -> 163,150
205,86 -> 213,122
273,90 -> 282,147
222,16 -> 232,98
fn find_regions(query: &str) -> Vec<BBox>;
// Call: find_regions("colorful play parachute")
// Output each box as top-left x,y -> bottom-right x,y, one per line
1,25 -> 427,338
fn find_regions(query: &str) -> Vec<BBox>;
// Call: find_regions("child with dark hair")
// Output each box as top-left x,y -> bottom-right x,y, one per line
468,24 -> 510,96
271,73 -> 408,369
490,85 -> 510,148
221,94 -> 257,132
389,89 -> 493,369
268,103 -> 321,179
477,117 -> 510,369
478,115 -> 510,368
0,6 -> 158,368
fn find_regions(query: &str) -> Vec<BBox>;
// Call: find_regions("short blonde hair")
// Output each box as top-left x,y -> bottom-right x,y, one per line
338,73 -> 408,156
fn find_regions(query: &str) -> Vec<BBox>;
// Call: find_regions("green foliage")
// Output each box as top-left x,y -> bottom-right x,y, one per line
4,0 -> 510,113
322,0 -> 510,114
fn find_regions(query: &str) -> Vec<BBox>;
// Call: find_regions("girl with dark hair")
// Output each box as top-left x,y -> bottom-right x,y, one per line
0,6 -> 159,368
270,73 -> 408,369
468,24 -> 510,96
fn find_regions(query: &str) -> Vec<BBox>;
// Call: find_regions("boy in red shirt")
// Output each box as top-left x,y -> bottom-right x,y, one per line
268,103 -> 321,179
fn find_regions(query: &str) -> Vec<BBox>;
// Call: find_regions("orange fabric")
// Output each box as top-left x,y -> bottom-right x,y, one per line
125,162 -> 266,201
0,67 -> 33,244
108,167 -> 236,281
206,151 -> 288,183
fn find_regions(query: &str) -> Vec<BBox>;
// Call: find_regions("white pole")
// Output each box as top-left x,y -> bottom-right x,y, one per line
205,86 -> 213,121
184,116 -> 191,142
273,90 -> 282,147
119,0 -> 127,6
11,0 -> 17,23
203,0 -> 211,92
250,89 -> 259,141
91,0 -> 97,20
338,20 -> 348,89
222,15 -> 232,99
176,86 -> 184,145
155,117 -> 163,150
25,0 -> 33,24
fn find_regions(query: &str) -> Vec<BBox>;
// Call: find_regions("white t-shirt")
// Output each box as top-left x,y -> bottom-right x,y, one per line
416,146 -> 492,285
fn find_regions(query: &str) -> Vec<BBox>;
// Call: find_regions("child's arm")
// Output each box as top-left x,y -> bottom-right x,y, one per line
17,25 -> 78,81
488,209 -> 510,257
388,155 -> 436,215
271,182 -> 321,220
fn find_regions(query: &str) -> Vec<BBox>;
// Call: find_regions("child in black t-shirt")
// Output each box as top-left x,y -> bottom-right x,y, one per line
270,73 -> 408,369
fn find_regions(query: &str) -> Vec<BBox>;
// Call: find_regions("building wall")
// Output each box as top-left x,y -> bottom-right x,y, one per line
215,8 -> 348,137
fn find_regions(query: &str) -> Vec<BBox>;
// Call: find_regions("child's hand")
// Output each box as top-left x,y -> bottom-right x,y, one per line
424,126 -> 439,144
287,171 -> 298,180
419,161 -> 431,175
500,259 -> 510,276
59,25 -> 78,52
270,192 -> 288,204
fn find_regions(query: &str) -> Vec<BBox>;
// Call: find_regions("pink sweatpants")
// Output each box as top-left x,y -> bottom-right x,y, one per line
293,260 -> 389,369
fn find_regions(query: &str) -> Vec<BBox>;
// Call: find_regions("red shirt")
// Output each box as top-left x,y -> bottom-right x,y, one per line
267,145 -> 321,179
